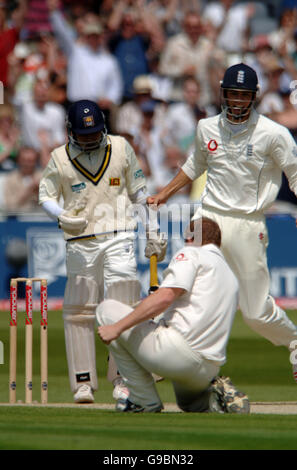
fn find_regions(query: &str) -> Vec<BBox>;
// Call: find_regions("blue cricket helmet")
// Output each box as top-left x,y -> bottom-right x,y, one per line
220,63 -> 259,122
66,100 -> 107,151
221,63 -> 259,92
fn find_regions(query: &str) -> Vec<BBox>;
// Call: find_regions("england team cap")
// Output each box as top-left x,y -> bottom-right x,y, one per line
221,63 -> 259,92
67,100 -> 105,135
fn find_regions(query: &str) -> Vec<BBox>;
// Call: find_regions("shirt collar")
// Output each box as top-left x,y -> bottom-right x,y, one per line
219,108 -> 259,133
67,143 -> 103,160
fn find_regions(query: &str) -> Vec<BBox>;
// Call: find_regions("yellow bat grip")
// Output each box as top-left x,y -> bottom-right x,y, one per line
150,254 -> 158,288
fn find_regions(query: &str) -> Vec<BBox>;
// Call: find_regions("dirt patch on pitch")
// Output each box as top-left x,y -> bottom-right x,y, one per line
1,401 -> 297,414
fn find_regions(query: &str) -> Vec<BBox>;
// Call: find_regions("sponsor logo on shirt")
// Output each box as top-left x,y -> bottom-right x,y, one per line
71,182 -> 86,192
134,169 -> 144,179
109,178 -> 120,186
175,253 -> 188,262
207,139 -> 218,152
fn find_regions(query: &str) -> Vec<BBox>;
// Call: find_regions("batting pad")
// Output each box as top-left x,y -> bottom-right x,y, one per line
63,276 -> 99,393
102,280 -> 141,383
105,279 -> 141,307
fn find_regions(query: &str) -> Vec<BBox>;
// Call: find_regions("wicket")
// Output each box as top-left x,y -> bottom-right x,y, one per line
9,277 -> 48,405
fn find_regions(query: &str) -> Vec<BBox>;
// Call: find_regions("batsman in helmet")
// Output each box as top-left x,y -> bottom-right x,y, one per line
39,100 -> 167,404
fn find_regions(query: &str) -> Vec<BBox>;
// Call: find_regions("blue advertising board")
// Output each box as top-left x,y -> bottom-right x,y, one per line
0,213 -> 296,308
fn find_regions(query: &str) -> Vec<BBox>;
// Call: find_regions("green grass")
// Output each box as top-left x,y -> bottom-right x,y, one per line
0,407 -> 297,450
0,309 -> 297,450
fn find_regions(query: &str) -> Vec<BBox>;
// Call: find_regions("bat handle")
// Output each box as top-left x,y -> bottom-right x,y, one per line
149,254 -> 159,294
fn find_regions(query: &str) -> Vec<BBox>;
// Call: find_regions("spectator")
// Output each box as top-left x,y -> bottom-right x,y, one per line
20,77 -> 66,155
8,33 -> 68,108
2,146 -> 42,212
134,99 -> 165,191
23,0 -> 52,38
202,0 -> 256,57
159,145 -> 190,205
164,76 -> 206,151
48,1 -> 123,114
107,4 -> 156,100
115,74 -> 153,136
257,57 -> 286,115
206,54 -> 227,115
268,88 -> 297,139
0,0 -> 27,89
158,10 -> 214,104
267,0 -> 297,55
145,0 -> 183,38
0,104 -> 20,172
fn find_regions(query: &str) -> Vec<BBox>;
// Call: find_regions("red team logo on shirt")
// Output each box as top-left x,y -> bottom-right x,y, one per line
175,253 -> 188,262
207,139 -> 218,151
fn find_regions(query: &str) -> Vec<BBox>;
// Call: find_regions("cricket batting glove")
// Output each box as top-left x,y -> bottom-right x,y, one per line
145,231 -> 167,262
58,211 -> 88,235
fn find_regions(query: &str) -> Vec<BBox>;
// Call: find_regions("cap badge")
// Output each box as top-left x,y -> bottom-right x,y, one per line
237,71 -> 245,83
83,115 -> 95,127
84,108 -> 90,113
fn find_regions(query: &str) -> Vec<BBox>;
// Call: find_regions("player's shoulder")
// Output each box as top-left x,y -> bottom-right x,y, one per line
172,245 -> 201,263
108,134 -> 128,146
257,113 -> 291,137
197,114 -> 220,131
51,143 -> 66,156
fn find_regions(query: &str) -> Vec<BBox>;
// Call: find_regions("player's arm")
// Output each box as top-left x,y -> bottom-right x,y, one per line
146,168 -> 192,206
270,129 -> 297,226
39,158 -> 88,233
98,286 -> 185,344
147,121 -> 207,207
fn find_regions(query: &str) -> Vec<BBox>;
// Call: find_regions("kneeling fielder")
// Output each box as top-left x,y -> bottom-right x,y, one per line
97,217 -> 249,413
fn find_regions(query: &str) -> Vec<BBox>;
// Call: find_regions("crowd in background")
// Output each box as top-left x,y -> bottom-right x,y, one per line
0,0 -> 297,214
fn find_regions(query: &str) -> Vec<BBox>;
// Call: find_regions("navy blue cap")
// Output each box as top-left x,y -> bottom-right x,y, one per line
221,63 -> 258,92
67,100 -> 105,135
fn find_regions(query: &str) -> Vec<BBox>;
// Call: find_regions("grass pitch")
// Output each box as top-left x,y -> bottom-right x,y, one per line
0,309 -> 296,450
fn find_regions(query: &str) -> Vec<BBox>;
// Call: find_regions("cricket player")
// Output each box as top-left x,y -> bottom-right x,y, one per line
147,63 -> 297,383
97,217 -> 249,413
39,100 -> 167,403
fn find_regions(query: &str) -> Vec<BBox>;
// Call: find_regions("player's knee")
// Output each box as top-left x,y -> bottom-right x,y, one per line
96,298 -> 133,327
242,295 -> 275,323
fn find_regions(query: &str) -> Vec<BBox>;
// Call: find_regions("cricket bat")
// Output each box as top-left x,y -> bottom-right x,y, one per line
149,254 -> 159,294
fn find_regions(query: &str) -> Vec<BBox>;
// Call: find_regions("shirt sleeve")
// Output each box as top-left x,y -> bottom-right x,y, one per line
125,140 -> 147,196
270,127 -> 297,196
160,248 -> 199,292
39,157 -> 62,204
181,120 -> 208,180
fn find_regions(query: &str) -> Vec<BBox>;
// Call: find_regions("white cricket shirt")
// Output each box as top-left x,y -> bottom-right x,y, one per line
182,110 -> 297,215
161,244 -> 239,364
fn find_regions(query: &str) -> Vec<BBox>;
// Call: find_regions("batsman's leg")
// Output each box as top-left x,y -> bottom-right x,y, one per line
63,275 -> 99,401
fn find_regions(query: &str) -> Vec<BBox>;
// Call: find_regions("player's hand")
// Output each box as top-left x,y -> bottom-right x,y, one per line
145,232 -> 167,261
98,325 -> 120,345
58,212 -> 88,235
146,193 -> 167,207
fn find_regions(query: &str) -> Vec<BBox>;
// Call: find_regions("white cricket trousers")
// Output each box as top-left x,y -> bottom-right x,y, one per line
201,208 -> 297,348
97,299 -> 220,412
64,232 -> 138,392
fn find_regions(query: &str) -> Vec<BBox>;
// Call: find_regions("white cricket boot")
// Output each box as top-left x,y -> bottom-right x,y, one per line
74,384 -> 94,404
112,377 -> 130,401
